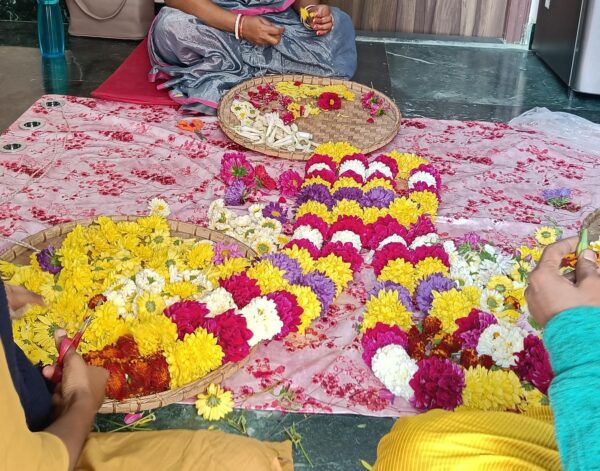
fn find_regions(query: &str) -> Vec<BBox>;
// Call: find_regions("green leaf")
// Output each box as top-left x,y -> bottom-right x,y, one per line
360,459 -> 374,470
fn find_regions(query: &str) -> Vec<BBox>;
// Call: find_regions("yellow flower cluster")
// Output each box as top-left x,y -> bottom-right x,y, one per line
281,246 -> 315,274
379,259 -> 416,293
314,254 -> 353,296
296,201 -> 332,224
362,289 -> 413,331
275,82 -> 355,102
387,151 -> 427,180
461,366 -> 525,411
288,284 -> 321,334
429,288 -> 481,333
313,142 -> 361,163
247,260 -> 289,294
165,328 -> 224,389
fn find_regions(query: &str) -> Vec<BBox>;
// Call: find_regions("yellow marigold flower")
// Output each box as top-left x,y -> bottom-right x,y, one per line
12,266 -> 54,294
96,216 -> 121,243
187,242 -> 215,269
0,260 -> 17,280
414,257 -> 449,281
195,383 -> 234,421
164,281 -> 198,299
133,244 -> 156,262
487,275 -> 513,294
362,289 -> 412,331
58,265 -> 95,295
131,312 -> 179,357
461,285 -> 482,306
79,301 -> 129,354
60,225 -> 88,253
462,366 -> 525,411
117,220 -> 142,236
13,317 -> 54,365
39,281 -> 65,304
137,215 -> 170,239
378,259 -> 416,293
410,191 -> 439,221
314,254 -> 353,295
388,151 -> 428,180
281,246 -> 315,274
332,199 -> 363,220
134,291 -> 167,317
301,176 -> 332,189
165,328 -> 224,389
496,309 -> 521,322
313,142 -> 360,163
247,260 -> 289,294
363,207 -> 390,225
29,307 -> 60,354
362,178 -> 395,192
332,177 -> 363,192
47,291 -> 87,330
389,197 -> 420,228
212,257 -> 251,283
534,226 -> 559,246
429,288 -> 476,333
296,201 -> 331,224
287,285 -> 321,334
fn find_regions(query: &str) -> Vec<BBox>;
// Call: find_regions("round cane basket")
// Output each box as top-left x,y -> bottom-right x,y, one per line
218,74 -> 402,161
0,216 -> 257,414
583,209 -> 600,243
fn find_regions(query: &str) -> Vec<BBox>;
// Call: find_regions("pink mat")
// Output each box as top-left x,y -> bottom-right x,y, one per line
1,96 -> 599,417
91,38 -> 177,107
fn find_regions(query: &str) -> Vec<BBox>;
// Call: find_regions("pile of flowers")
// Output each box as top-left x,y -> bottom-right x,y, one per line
361,91 -> 391,124
357,156 -> 554,412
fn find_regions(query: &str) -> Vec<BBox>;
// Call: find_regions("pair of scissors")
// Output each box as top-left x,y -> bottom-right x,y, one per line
50,315 -> 93,384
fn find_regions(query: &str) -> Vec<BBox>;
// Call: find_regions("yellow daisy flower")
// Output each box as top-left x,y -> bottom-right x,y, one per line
131,312 -> 179,356
211,257 -> 251,283
487,275 -> 513,294
301,176 -> 332,189
410,191 -> 439,220
414,257 -> 449,281
332,199 -> 363,220
429,288 -> 477,333
188,242 -> 215,269
296,201 -> 331,224
164,281 -> 198,299
362,289 -> 412,331
195,383 -> 234,421
534,226 -> 559,246
363,207 -> 390,225
79,301 -> 130,354
331,177 -> 363,192
389,197 -> 420,228
134,291 -> 166,317
362,178 -> 395,193
253,239 -> 274,256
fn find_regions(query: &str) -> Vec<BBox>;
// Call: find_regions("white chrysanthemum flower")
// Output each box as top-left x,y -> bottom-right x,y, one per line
200,287 -> 236,318
292,225 -> 324,249
104,277 -> 137,299
377,234 -> 408,250
476,324 -> 527,368
148,198 -> 171,217
409,233 -> 440,249
407,171 -> 437,189
307,162 -> 334,175
339,160 -> 367,178
181,270 -> 213,291
331,230 -> 362,251
371,344 -> 418,401
365,161 -> 393,179
443,240 -> 458,256
253,238 -> 275,256
104,291 -> 129,318
231,215 -> 253,228
240,296 -> 283,346
248,203 -> 265,219
480,288 -> 505,313
451,267 -> 476,288
260,218 -> 283,234
134,269 -> 165,294
478,258 -> 513,285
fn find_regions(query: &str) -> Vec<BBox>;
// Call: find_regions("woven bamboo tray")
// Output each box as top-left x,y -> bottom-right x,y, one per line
0,216 -> 257,414
583,209 -> 600,244
218,74 -> 402,161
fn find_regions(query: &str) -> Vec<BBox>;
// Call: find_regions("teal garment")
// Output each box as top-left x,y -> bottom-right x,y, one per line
545,306 -> 600,471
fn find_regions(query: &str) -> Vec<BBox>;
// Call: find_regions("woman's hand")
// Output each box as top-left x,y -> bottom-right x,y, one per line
5,283 -> 44,319
242,16 -> 285,46
525,236 -> 600,327
42,329 -> 108,414
310,5 -> 333,36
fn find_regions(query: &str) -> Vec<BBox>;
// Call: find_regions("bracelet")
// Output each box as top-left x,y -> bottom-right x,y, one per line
234,13 -> 242,40
302,4 -> 317,30
239,15 -> 245,40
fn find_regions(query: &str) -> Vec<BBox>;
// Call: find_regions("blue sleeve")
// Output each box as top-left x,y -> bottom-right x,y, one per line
545,306 -> 600,471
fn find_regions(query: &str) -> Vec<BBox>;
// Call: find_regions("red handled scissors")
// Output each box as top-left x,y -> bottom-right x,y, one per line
51,315 -> 93,384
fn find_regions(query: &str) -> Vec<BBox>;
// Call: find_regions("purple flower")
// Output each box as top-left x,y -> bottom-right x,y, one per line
36,245 -> 61,274
264,253 -> 303,283
414,274 -> 455,314
455,232 -> 482,249
299,271 -> 336,315
224,180 -> 248,206
332,187 -> 364,202
542,188 -> 571,201
362,187 -> 395,209
213,242 -> 243,264
262,202 -> 287,224
454,309 -> 497,349
371,281 -> 415,312
296,184 -> 334,209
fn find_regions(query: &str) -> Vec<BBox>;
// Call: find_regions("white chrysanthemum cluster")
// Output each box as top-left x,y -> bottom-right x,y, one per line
371,344 -> 418,401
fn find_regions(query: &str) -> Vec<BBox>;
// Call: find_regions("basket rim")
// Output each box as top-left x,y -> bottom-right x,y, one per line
217,74 -> 402,161
0,216 -> 258,413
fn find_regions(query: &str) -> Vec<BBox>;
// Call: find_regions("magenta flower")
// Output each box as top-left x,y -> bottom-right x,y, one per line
220,152 -> 255,185
212,242 -> 243,264
409,357 -> 465,411
164,300 -> 210,340
220,272 -> 261,309
513,334 -> 554,395
454,309 -> 497,349
267,290 -> 303,339
361,322 -> 408,368
278,169 -> 303,197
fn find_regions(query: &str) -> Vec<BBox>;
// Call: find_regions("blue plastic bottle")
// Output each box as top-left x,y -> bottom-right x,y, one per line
37,0 -> 65,58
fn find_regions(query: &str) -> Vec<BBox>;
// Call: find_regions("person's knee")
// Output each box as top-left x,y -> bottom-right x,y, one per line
328,7 -> 357,79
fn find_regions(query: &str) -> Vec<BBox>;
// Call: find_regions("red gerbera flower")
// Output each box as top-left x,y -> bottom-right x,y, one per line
316,92 -> 342,111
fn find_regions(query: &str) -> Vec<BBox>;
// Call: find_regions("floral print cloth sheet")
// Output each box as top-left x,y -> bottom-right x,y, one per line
0,96 -> 597,417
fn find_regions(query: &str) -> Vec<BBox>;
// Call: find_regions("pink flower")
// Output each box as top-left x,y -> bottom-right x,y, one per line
267,291 -> 303,339
124,413 -> 144,425
320,241 -> 362,272
364,215 -> 409,250
513,334 -> 553,395
454,309 -> 497,349
220,272 -> 261,309
294,214 -> 329,238
361,322 -> 408,368
220,152 -> 255,185
164,301 -> 210,340
411,245 -> 449,267
278,169 -> 303,197
212,242 -> 244,265
340,153 -> 368,168
316,92 -> 342,111
305,154 -> 336,173
255,165 -> 277,191
307,168 -> 336,185
374,155 -> 399,179
409,357 -> 465,411
201,309 -> 253,363
329,216 -> 366,245
372,243 -> 414,277
284,239 -> 320,258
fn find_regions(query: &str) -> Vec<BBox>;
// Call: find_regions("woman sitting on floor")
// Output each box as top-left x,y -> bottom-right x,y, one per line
373,237 -> 600,471
148,0 -> 357,114
0,283 -> 292,471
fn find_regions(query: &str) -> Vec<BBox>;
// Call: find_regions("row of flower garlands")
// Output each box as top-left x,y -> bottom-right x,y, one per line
3,142 -> 561,424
